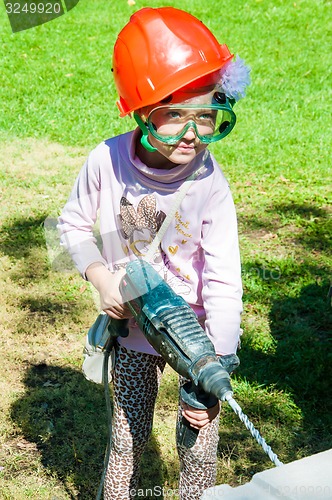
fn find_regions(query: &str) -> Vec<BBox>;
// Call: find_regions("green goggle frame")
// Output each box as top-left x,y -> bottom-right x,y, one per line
134,97 -> 236,153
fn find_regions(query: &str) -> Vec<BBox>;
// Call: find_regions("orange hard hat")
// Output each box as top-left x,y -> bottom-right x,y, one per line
113,7 -> 233,117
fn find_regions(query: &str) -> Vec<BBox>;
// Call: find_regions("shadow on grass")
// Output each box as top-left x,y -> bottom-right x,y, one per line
17,295 -> 88,330
272,202 -> 331,252
0,215 -> 47,259
0,214 -> 102,282
238,279 -> 332,459
10,363 -> 165,499
0,214 -> 56,284
239,201 -> 331,252
238,199 -> 331,409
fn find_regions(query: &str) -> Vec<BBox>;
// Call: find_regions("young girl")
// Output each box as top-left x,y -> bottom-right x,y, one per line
58,7 -> 250,499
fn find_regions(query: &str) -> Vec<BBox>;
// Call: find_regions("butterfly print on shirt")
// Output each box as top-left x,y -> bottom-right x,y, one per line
119,194 -> 166,240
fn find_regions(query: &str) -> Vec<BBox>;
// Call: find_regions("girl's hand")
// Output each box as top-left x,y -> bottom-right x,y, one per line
181,401 -> 220,430
86,263 -> 132,319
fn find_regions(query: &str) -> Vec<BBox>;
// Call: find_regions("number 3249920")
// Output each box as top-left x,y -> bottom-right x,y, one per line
6,3 -> 62,14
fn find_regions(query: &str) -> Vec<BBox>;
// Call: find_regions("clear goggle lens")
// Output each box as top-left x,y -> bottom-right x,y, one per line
146,103 -> 236,144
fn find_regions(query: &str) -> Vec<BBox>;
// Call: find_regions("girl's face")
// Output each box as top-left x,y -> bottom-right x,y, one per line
136,88 -> 217,169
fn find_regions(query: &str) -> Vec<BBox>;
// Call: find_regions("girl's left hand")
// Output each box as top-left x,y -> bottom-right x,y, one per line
181,401 -> 220,430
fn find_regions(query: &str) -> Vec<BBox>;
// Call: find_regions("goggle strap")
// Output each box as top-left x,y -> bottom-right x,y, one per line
134,113 -> 158,152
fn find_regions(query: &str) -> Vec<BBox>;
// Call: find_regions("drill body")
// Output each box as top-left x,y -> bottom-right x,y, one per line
119,259 -> 237,446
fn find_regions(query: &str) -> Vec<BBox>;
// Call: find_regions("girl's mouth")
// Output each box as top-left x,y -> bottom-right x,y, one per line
176,143 -> 195,152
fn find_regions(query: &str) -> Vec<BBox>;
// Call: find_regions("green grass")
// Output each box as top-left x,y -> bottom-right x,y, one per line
0,0 -> 331,498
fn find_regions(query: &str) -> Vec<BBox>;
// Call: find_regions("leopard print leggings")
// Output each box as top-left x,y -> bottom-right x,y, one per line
103,344 -> 220,500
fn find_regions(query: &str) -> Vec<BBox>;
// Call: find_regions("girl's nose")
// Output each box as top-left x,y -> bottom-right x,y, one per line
182,124 -> 197,140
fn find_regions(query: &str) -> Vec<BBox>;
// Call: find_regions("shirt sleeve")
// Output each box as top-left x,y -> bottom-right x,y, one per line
57,150 -> 108,278
201,180 -> 243,355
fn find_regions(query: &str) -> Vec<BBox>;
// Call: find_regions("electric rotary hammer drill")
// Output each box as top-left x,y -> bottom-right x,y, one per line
118,259 -> 239,447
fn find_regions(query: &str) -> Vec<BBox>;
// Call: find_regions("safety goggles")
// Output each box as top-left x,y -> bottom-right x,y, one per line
135,100 -> 236,146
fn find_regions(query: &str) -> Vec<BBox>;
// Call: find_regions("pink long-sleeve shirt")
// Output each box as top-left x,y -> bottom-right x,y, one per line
58,129 -> 243,355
